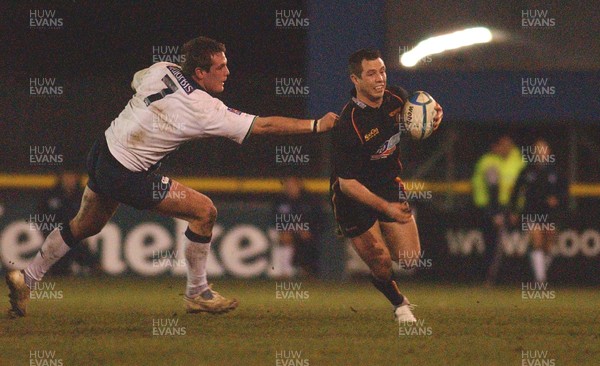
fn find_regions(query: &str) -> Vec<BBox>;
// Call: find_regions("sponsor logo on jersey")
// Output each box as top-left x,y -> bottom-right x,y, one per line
166,66 -> 194,94
371,132 -> 400,160
364,128 -> 379,142
227,107 -> 242,115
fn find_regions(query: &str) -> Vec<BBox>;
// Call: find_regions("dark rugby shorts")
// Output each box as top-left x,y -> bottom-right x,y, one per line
86,137 -> 172,210
331,176 -> 408,238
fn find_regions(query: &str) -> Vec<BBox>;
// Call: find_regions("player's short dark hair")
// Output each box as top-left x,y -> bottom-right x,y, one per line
181,36 -> 226,76
348,49 -> 381,78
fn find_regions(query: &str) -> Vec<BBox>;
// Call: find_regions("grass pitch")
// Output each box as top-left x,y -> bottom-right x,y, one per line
2,277 -> 599,365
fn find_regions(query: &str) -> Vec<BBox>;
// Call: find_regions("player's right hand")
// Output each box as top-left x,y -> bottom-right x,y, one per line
385,201 -> 412,224
316,112 -> 339,132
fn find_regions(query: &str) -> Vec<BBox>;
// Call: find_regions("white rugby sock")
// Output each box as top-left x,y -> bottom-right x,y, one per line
280,245 -> 295,277
271,245 -> 283,277
530,249 -> 546,282
184,239 -> 211,298
23,228 -> 71,289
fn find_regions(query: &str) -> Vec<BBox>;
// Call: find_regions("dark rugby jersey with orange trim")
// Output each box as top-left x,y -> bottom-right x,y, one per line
331,86 -> 409,188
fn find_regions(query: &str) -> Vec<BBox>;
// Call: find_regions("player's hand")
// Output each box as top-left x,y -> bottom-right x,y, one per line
384,201 -> 413,224
316,112 -> 339,133
432,103 -> 443,131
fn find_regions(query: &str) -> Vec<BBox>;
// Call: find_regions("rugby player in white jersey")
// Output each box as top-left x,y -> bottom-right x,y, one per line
6,36 -> 338,317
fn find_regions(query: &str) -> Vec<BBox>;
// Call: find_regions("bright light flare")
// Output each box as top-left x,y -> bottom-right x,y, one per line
401,27 -> 493,67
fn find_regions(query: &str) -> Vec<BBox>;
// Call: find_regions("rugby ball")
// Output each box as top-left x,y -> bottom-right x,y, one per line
401,91 -> 437,140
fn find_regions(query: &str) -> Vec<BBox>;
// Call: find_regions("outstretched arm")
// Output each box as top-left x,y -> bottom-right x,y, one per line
250,112 -> 338,135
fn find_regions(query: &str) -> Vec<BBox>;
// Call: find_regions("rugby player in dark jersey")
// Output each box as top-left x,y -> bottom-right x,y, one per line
330,49 -> 443,323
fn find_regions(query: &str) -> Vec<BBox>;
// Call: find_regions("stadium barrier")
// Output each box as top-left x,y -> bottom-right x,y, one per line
0,189 -> 598,284
2,175 -> 600,196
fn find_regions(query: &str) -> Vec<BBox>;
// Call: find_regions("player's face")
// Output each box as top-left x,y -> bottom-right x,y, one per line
200,52 -> 230,94
352,58 -> 387,104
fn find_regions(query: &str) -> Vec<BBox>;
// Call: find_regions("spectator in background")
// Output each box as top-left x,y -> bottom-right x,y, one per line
510,139 -> 567,283
39,170 -> 96,276
472,135 -> 525,285
272,176 -> 325,278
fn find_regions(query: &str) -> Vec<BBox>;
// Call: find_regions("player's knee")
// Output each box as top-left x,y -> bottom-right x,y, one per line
86,226 -> 103,238
193,200 -> 217,226
70,220 -> 103,240
205,202 -> 217,224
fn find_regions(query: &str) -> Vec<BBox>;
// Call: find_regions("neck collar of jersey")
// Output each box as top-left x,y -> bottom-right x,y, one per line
350,88 -> 382,110
186,74 -> 207,93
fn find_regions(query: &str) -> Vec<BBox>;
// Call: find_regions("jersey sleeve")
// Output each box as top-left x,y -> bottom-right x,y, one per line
388,85 -> 410,101
131,68 -> 149,92
199,98 -> 257,144
332,111 -> 363,180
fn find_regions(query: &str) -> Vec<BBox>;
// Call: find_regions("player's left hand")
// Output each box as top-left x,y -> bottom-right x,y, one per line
432,103 -> 443,131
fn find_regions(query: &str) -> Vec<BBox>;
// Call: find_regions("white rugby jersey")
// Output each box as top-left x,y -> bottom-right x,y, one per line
105,62 -> 257,172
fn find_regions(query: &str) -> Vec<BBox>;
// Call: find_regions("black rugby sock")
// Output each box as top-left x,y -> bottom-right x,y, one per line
60,223 -> 79,248
370,275 -> 405,307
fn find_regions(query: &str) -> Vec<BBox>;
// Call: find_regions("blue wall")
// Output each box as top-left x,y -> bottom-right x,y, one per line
307,0 -> 386,116
307,1 -> 600,124
386,70 -> 600,124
